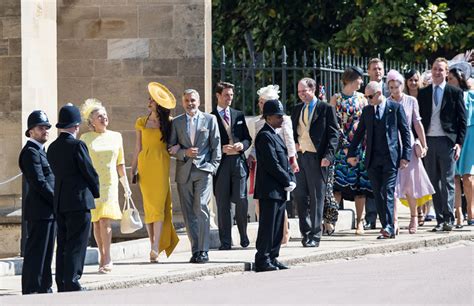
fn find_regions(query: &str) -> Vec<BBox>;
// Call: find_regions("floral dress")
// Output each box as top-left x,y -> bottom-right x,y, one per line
333,92 -> 372,200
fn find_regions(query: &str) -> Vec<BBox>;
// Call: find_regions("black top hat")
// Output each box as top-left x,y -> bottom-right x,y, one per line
349,66 -> 364,77
263,99 -> 285,117
56,103 -> 82,129
25,110 -> 51,137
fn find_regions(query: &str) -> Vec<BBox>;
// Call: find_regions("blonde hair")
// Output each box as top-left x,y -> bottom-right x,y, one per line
80,98 -> 106,130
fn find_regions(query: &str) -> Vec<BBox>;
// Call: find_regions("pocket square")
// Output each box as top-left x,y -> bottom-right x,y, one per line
236,120 -> 243,125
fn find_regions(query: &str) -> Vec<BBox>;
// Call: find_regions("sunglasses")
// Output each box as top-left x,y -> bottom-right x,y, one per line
365,94 -> 375,99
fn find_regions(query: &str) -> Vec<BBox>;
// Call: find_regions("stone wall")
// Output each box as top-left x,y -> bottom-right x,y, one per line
0,0 -> 22,210
57,0 -> 207,221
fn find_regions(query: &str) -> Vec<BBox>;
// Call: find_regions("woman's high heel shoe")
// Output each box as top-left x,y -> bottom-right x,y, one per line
355,220 -> 365,235
408,216 -> 417,234
150,250 -> 159,263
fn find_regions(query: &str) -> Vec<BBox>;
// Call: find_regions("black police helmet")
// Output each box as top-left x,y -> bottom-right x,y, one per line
262,99 -> 285,117
56,103 -> 82,129
25,110 -> 51,137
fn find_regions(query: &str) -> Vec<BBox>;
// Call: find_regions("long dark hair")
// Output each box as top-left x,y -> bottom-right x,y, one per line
153,104 -> 171,143
449,68 -> 469,91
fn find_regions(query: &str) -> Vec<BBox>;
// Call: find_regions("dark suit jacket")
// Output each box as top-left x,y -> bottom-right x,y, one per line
47,133 -> 99,213
348,100 -> 411,168
418,84 -> 466,145
18,141 -> 55,221
254,123 -> 296,201
211,107 -> 252,157
290,100 -> 339,162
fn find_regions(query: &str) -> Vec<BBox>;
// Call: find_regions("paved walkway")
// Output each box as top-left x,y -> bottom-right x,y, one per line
1,204 -> 473,296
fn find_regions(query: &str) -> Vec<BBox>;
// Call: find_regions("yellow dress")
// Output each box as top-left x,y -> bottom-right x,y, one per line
135,116 -> 179,257
80,130 -> 124,222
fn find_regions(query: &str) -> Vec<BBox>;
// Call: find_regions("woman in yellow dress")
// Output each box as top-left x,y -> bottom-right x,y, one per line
131,82 -> 179,262
80,98 -> 131,273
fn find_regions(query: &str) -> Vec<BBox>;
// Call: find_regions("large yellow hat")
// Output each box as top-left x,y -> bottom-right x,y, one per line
148,82 -> 176,109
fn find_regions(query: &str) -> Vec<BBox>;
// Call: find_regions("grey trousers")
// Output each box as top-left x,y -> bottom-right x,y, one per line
425,136 -> 456,224
293,152 -> 327,241
177,167 -> 212,254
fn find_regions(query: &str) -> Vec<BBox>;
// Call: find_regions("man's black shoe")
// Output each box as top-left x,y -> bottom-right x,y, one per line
255,263 -> 278,272
431,224 -> 443,232
196,251 -> 209,263
301,237 -> 310,247
240,236 -> 250,248
218,245 -> 231,250
189,252 -> 199,263
305,239 -> 319,247
363,222 -> 376,230
271,259 -> 289,270
442,223 -> 453,232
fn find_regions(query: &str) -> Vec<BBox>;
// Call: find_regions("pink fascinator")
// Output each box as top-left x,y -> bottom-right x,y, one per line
386,69 -> 404,85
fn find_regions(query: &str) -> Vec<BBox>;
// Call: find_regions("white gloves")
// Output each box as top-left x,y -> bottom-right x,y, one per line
119,176 -> 132,198
284,181 -> 296,192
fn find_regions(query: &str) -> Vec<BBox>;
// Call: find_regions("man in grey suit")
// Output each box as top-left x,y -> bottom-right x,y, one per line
169,89 -> 222,263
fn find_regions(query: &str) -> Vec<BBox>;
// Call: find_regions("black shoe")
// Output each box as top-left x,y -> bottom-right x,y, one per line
363,222 -> 376,230
196,251 -> 209,263
271,259 -> 289,270
442,223 -> 453,231
455,224 -> 463,229
431,224 -> 443,232
377,228 -> 395,239
301,237 -> 310,247
240,236 -> 250,248
255,263 -> 279,272
305,239 -> 320,247
189,252 -> 200,263
218,245 -> 231,250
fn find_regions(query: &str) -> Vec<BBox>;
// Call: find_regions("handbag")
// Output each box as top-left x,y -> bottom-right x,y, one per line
120,195 -> 143,234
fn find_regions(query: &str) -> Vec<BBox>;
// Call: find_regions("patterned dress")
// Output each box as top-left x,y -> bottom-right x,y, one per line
333,92 -> 372,200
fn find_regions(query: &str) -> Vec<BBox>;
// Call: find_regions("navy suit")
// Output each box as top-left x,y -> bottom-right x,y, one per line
47,132 -> 99,292
211,107 -> 252,248
18,141 -> 55,294
348,100 -> 411,234
254,123 -> 295,266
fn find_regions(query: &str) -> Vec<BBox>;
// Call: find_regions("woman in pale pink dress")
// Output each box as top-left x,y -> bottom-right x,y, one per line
386,69 -> 435,234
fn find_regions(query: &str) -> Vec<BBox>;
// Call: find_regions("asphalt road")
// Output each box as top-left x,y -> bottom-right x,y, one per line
2,243 -> 473,305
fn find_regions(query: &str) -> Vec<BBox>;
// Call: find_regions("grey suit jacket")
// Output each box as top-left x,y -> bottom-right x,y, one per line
169,111 -> 222,184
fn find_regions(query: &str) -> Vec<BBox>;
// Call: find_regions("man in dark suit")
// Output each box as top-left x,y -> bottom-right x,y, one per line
290,77 -> 338,247
47,104 -> 100,291
418,58 -> 467,231
19,111 -> 55,295
348,81 -> 411,239
254,99 -> 296,272
211,81 -> 252,250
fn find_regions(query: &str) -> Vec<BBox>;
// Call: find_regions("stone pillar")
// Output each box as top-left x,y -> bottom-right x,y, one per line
21,0 -> 58,144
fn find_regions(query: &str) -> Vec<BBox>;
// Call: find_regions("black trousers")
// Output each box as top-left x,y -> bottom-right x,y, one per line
293,152 -> 327,241
55,210 -> 91,292
254,199 -> 286,266
367,157 -> 398,234
214,155 -> 249,247
22,219 -> 55,295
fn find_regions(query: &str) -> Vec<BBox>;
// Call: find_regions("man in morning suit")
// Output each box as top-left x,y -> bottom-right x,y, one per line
348,81 -> 411,239
417,57 -> 466,232
19,111 -> 55,294
254,99 -> 296,272
211,81 -> 251,250
290,77 -> 339,247
168,89 -> 221,264
47,104 -> 100,291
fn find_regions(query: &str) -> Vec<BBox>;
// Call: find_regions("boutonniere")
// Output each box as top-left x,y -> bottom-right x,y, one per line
200,127 -> 209,132
388,108 -> 393,113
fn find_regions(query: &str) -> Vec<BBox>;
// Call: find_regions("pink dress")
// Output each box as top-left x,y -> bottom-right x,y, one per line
392,94 -> 435,206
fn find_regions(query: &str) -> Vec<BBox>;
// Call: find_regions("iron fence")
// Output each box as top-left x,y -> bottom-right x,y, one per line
212,46 -> 430,116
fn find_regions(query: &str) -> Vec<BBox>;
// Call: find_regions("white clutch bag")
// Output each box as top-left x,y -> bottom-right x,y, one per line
120,195 -> 143,234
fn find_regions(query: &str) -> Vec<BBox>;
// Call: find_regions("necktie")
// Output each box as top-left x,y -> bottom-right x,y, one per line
375,105 -> 380,120
189,117 -> 196,145
303,104 -> 309,125
222,110 -> 230,125
434,86 -> 440,107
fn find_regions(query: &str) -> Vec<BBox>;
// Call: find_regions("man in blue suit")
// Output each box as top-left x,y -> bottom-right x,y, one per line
348,81 -> 411,239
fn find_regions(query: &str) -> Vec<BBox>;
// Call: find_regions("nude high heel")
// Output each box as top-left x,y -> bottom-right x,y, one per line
355,219 -> 365,235
408,216 -> 417,234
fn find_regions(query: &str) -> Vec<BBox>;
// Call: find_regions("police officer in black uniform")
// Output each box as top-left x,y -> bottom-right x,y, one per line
19,111 -> 55,294
47,104 -> 100,292
254,100 -> 296,272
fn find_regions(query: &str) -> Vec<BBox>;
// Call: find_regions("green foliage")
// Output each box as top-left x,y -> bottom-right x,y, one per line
212,0 -> 474,63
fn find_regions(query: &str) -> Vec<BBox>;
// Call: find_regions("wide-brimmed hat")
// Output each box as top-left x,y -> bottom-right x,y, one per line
449,61 -> 472,80
148,82 -> 176,109
25,110 -> 51,137
56,103 -> 82,129
263,99 -> 285,116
